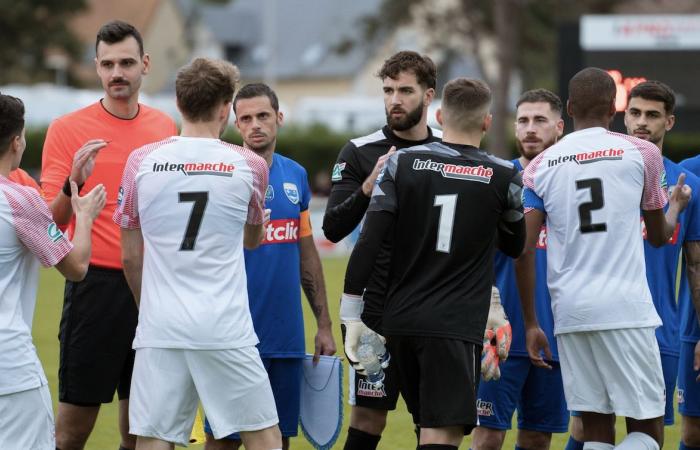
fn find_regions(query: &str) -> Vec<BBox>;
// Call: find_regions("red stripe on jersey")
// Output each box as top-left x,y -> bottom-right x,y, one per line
222,142 -> 269,225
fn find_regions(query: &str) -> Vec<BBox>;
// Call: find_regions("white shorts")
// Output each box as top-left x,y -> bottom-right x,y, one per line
0,385 -> 55,450
557,327 -> 665,420
129,347 -> 278,446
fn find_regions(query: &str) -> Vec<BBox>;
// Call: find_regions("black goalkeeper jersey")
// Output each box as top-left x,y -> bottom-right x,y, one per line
344,142 -> 525,344
323,125 -> 442,325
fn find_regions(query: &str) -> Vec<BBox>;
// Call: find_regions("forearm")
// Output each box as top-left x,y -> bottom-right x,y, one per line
514,249 -> 538,327
243,223 -> 264,249
322,187 -> 370,243
50,190 -> 74,225
343,210 -> 393,296
664,203 -> 682,240
123,260 -> 142,305
300,238 -> 332,328
121,229 -> 144,305
685,242 -> 700,326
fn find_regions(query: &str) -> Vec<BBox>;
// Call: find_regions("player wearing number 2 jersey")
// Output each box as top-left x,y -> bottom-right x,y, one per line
113,58 -> 282,449
517,68 -> 690,450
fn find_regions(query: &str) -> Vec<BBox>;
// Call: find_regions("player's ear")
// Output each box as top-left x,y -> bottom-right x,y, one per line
141,53 -> 150,75
483,113 -> 493,133
277,110 -> 284,126
436,108 -> 444,127
666,114 -> 675,132
424,87 -> 435,106
556,118 -> 564,138
566,100 -> 574,119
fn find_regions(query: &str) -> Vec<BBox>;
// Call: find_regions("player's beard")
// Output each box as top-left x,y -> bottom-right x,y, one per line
386,102 -> 424,132
516,134 -> 557,161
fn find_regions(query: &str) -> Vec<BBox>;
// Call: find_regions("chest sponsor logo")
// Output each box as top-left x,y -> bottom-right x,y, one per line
263,218 -> 299,244
265,185 -> 274,202
547,148 -> 624,167
47,222 -> 64,243
641,217 -> 680,244
284,182 -> 300,204
412,159 -> 493,183
357,379 -> 387,398
331,162 -> 346,182
152,161 -> 235,177
476,399 -> 494,417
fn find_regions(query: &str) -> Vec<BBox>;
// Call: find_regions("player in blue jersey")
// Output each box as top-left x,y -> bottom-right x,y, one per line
204,83 -> 337,450
564,80 -> 700,450
471,89 -> 566,450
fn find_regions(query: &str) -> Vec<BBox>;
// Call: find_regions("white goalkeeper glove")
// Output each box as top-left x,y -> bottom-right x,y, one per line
481,286 -> 512,381
340,293 -> 372,375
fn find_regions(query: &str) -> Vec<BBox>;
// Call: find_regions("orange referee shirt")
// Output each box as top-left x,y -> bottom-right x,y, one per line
41,101 -> 177,269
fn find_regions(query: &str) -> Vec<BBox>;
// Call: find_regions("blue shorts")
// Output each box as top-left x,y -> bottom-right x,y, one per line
204,357 -> 303,438
476,356 -> 568,433
571,352 -> 678,425
679,341 -> 700,417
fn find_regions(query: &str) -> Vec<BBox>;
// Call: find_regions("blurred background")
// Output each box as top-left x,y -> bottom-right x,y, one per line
7,0 -> 700,255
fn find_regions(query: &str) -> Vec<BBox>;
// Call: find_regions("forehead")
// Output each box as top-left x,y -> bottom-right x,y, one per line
627,96 -> 666,113
96,36 -> 141,60
516,101 -> 556,118
234,96 -> 275,115
382,71 -> 420,89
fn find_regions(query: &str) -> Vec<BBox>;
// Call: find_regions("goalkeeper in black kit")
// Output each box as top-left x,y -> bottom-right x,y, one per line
341,78 -> 526,450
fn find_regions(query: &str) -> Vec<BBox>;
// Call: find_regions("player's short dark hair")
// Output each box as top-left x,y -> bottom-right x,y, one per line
176,58 -> 240,122
96,20 -> 144,56
567,67 -> 616,121
629,80 -> 676,115
516,89 -> 562,116
233,83 -> 280,114
441,77 -> 491,132
0,93 -> 25,154
377,51 -> 437,90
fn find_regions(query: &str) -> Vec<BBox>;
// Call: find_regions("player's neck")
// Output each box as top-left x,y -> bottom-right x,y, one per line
441,130 -> 482,148
519,156 -> 531,169
0,158 -> 13,178
101,96 -> 140,120
392,121 -> 430,142
180,122 -> 222,139
248,145 -> 275,167
573,117 -> 611,132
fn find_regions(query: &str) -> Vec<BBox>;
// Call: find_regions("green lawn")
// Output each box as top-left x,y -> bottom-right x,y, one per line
33,257 -> 682,449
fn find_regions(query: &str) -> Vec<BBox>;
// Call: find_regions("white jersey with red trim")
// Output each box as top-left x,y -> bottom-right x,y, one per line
113,137 -> 269,350
522,127 -> 667,334
0,176 -> 72,395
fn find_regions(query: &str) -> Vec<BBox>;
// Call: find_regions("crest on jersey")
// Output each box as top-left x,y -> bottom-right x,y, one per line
284,182 -> 300,204
47,222 -> 64,243
265,185 -> 274,202
331,162 -> 346,182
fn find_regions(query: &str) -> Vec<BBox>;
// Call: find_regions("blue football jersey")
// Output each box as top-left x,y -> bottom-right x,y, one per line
244,153 -> 311,358
678,156 -> 700,344
495,159 -> 558,360
644,158 -> 700,355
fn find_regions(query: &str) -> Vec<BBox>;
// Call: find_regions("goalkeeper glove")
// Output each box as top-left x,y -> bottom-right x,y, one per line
486,286 -> 512,360
340,293 -> 372,375
481,329 -> 501,381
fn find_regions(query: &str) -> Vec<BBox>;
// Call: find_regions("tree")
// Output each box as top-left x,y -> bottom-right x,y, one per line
0,0 -> 86,85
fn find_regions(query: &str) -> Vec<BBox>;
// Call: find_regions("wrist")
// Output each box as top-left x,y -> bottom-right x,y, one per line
361,181 -> 372,197
340,293 -> 364,321
63,177 -> 85,197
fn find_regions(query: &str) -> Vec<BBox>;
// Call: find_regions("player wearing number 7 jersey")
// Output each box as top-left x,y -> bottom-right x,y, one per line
517,68 -> 691,450
113,58 -> 282,449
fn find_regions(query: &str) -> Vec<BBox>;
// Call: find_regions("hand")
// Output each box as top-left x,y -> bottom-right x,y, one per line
481,329 -> 501,381
340,293 -> 370,374
361,146 -> 397,196
694,340 -> 700,382
525,326 -> 552,369
670,172 -> 692,214
313,324 -> 337,366
260,208 -> 271,243
71,182 -> 106,222
70,139 -> 108,186
485,286 -> 512,360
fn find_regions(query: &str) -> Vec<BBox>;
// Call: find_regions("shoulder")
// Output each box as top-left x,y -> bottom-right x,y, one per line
0,177 -> 46,212
130,137 -> 178,165
50,102 -> 101,129
349,128 -> 387,149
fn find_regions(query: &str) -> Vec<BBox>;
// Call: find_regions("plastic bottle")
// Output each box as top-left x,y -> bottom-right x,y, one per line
357,343 -> 385,388
360,329 -> 390,368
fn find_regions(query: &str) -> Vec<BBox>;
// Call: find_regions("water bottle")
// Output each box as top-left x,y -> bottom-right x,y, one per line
357,342 -> 385,388
360,329 -> 390,369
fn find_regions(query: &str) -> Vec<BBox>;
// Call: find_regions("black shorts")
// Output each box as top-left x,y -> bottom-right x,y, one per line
386,335 -> 481,432
58,266 -> 138,405
350,313 -> 400,410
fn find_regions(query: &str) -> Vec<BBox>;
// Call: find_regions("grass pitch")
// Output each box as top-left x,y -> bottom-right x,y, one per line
33,257 -> 681,449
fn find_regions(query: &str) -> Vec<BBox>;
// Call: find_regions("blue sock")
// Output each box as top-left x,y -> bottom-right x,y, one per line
680,443 -> 700,450
565,436 -> 584,450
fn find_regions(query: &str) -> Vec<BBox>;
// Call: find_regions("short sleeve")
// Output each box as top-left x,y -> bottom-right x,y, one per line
4,186 -> 73,267
300,168 -> 311,212
502,169 -> 525,222
367,152 -> 399,214
522,153 -> 545,214
638,141 -> 669,211
245,152 -> 269,225
113,150 -> 142,229
40,119 -> 74,203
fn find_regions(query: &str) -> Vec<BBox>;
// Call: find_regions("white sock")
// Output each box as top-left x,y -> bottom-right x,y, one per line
614,432 -> 659,450
584,443 -> 614,450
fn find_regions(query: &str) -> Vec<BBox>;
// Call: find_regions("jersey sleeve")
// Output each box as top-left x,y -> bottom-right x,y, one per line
367,152 -> 399,214
638,141 -> 669,211
497,168 -> 526,257
522,154 -> 545,213
40,119 -> 73,203
300,167 -> 311,212
4,186 -> 73,267
113,150 -> 143,229
246,152 -> 269,225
